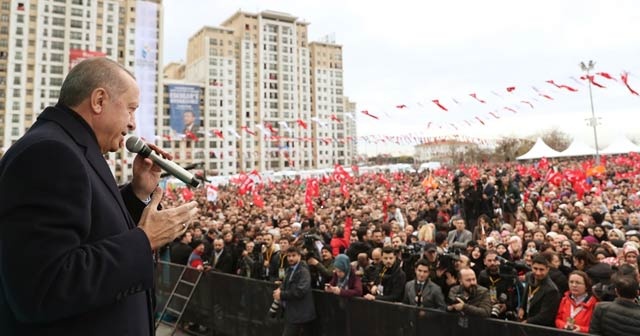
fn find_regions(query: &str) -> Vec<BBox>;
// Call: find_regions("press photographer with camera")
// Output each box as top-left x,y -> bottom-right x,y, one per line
518,255 -> 561,326
478,250 -> 523,320
272,246 -> 316,336
363,246 -> 406,302
447,268 -> 492,317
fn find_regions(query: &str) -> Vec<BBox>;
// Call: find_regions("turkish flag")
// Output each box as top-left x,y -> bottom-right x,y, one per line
181,187 -> 193,201
340,183 -> 349,199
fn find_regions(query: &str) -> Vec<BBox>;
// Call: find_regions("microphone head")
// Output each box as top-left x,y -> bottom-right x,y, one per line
125,136 -> 146,153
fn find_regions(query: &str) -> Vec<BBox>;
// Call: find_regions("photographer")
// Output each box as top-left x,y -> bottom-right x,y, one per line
478,251 -> 523,320
307,245 -> 335,289
363,246 -> 406,302
447,268 -> 492,317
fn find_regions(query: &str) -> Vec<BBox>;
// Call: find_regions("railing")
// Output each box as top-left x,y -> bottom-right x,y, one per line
155,261 -> 584,336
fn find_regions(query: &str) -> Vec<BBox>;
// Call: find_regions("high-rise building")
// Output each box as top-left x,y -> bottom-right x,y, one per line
0,0 -> 163,183
172,10 -> 355,175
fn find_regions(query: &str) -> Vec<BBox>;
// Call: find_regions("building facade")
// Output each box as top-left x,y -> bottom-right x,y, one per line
0,0 -> 163,183
173,10 -> 355,175
414,140 -> 479,165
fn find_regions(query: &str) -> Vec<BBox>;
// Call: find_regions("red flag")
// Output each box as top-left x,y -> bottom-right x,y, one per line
213,129 -> 224,139
432,99 -> 448,111
469,93 -> 486,103
265,123 -> 277,134
296,119 -> 308,129
361,110 -> 379,119
539,157 -> 549,170
621,72 -> 639,95
340,183 -> 349,199
581,75 -> 606,88
504,107 -> 518,113
396,104 -> 408,109
596,72 -> 615,81
237,198 -> 244,207
547,170 -> 563,186
185,131 -> 198,141
241,126 -> 256,136
163,134 -> 172,141
488,111 -> 500,119
475,116 -> 485,125
506,86 -> 516,93
330,114 -> 341,122
252,190 -> 264,208
520,101 -> 534,109
546,80 -> 578,92
539,93 -> 554,100
181,187 -> 193,201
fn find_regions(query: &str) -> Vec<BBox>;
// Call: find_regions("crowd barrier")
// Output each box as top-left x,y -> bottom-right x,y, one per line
155,261 -> 584,336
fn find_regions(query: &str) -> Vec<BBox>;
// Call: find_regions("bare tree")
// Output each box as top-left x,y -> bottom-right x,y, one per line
538,128 -> 572,152
494,137 -> 532,162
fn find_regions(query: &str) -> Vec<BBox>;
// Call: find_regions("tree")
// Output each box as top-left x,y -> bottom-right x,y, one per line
494,137 -> 532,162
539,128 -> 572,152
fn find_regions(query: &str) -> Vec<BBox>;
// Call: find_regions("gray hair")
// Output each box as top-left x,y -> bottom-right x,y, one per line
58,57 -> 135,108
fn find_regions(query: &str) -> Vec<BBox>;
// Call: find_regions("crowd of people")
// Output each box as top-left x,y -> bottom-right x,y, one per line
163,154 -> 640,335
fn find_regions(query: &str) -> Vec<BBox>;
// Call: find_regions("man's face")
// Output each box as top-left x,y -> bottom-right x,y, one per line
484,254 -> 500,273
183,232 -> 193,244
287,251 -> 301,266
454,219 -> 465,231
279,239 -> 289,251
183,111 -> 195,126
531,262 -> 549,282
382,252 -> 396,268
373,232 -> 383,243
213,239 -> 224,252
321,249 -> 332,261
371,251 -> 382,264
195,243 -> 205,253
95,72 -> 139,153
263,234 -> 273,248
415,265 -> 430,282
392,237 -> 403,249
459,269 -> 477,292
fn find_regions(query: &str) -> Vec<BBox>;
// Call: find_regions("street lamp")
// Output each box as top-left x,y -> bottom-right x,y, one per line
580,60 -> 600,165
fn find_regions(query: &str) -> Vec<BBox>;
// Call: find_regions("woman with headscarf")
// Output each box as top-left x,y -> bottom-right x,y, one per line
326,254 -> 363,297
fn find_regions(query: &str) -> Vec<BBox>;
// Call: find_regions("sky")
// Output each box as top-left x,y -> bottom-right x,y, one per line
162,0 -> 640,155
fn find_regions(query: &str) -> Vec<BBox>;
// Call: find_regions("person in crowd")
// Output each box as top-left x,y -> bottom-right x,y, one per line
364,246 -> 406,302
447,268 -> 492,317
555,270 -> 598,333
171,232 -> 194,265
519,255 -> 561,326
589,275 -> 640,336
273,247 -> 316,336
211,238 -> 234,274
447,215 -> 473,251
403,259 -> 447,310
307,245 -> 335,289
325,254 -> 363,297
478,250 -> 522,319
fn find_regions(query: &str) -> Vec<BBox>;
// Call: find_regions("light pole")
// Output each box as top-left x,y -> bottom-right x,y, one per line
580,60 -> 600,165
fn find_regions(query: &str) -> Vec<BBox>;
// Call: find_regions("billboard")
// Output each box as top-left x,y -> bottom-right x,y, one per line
69,49 -> 106,70
134,0 -> 159,142
168,84 -> 201,136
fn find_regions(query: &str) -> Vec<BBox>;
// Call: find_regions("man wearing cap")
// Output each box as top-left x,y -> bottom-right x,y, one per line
307,245 -> 334,289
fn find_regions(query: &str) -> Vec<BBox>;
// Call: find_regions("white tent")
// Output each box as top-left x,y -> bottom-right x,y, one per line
557,139 -> 597,158
601,136 -> 640,155
516,137 -> 562,160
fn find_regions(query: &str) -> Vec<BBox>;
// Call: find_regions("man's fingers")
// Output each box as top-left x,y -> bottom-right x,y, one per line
149,187 -> 163,207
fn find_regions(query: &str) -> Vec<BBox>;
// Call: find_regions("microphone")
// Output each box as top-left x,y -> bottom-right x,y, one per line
125,136 -> 200,187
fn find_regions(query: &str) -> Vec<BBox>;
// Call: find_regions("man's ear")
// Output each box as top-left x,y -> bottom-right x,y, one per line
90,87 -> 108,114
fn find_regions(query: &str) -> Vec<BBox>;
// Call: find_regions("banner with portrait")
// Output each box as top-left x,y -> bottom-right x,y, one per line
168,84 -> 201,136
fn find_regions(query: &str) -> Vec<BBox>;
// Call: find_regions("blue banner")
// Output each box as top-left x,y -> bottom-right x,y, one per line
168,84 -> 201,136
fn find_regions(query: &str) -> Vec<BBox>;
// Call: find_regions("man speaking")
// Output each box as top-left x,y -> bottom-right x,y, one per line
0,58 -> 198,335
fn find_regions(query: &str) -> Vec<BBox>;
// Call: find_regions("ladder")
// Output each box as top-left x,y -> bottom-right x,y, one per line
155,265 -> 203,335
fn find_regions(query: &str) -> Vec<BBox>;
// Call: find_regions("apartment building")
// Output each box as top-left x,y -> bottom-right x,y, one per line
174,10 -> 355,175
0,0 -> 163,183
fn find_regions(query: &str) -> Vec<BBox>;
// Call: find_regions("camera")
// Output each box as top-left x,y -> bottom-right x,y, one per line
302,233 -> 323,261
491,293 -> 508,318
268,300 -> 281,318
437,249 -> 461,274
400,242 -> 425,258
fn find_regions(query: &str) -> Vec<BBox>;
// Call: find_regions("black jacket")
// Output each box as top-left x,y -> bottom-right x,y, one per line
0,106 -> 154,335
590,298 -> 640,336
521,273 -> 561,327
373,261 -> 406,302
280,262 -> 316,324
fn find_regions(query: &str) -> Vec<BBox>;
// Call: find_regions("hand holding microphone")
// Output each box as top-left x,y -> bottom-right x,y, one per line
126,136 -> 200,188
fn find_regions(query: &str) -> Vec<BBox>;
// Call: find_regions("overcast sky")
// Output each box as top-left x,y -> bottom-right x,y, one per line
163,0 -> 640,154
